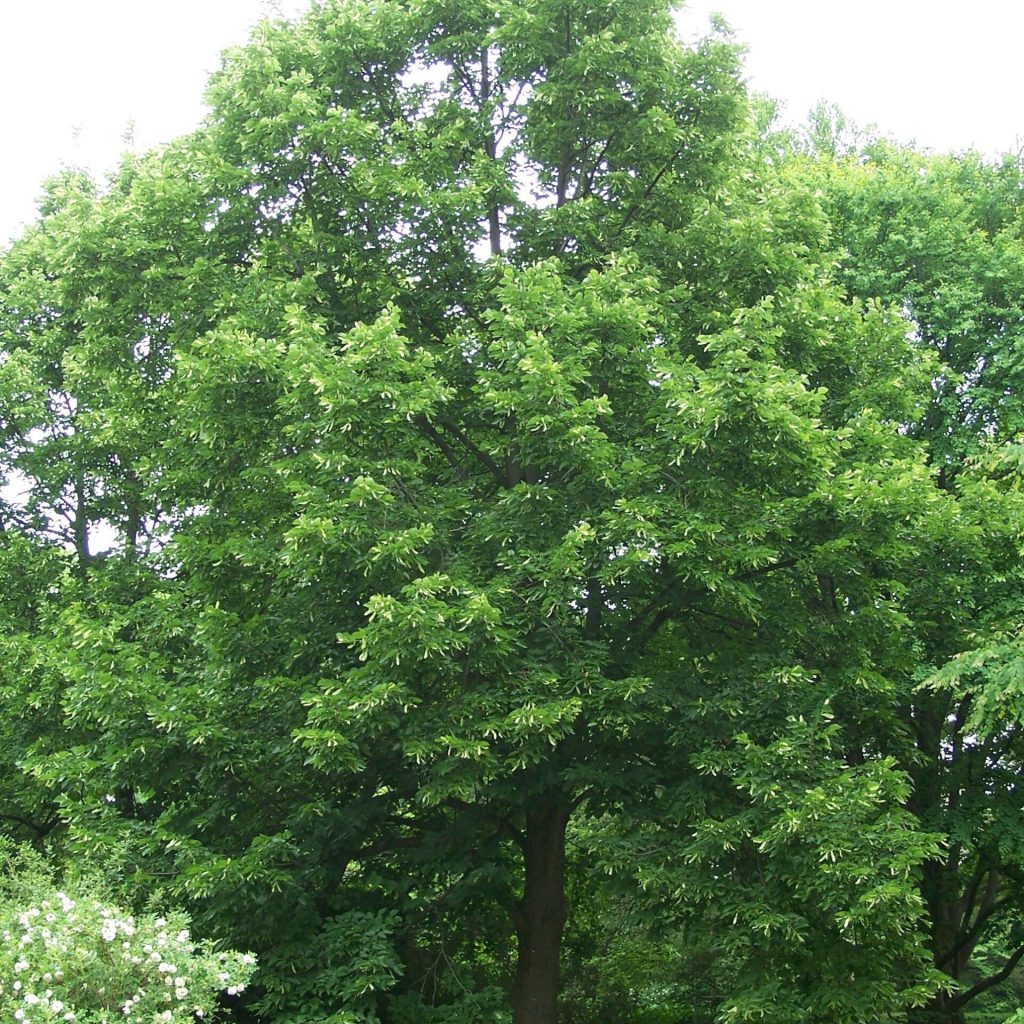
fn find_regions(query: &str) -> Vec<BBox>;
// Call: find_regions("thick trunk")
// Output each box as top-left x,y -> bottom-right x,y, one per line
511,796 -> 570,1024
908,703 -> 965,1024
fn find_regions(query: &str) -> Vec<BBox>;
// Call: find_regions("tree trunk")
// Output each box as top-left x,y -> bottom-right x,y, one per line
511,796 -> 570,1024
479,46 -> 503,259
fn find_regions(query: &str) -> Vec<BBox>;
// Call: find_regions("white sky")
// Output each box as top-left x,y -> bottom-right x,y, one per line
682,0 -> 1024,156
2,0 -> 1023,245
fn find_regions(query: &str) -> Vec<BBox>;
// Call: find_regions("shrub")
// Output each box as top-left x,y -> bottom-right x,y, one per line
0,850 -> 256,1024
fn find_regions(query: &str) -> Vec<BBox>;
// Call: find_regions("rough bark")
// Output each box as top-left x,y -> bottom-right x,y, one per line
511,796 -> 570,1024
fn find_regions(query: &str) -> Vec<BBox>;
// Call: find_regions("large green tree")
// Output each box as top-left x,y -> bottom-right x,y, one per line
0,4 -> 1005,1024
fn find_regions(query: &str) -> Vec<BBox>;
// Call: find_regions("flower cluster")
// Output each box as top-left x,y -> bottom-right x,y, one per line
0,883 -> 255,1024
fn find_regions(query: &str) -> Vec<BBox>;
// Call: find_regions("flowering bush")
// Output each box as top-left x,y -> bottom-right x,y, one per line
0,871 -> 256,1024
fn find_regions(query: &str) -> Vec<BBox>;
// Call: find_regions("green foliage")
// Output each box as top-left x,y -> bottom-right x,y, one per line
583,708 -> 945,1023
777,114 -> 1024,1021
254,911 -> 402,1023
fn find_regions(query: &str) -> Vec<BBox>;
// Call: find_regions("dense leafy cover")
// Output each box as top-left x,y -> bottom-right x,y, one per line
775,114 -> 1024,1021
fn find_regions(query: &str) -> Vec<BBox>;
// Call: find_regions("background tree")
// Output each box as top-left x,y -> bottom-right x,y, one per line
775,119 -> 1024,1022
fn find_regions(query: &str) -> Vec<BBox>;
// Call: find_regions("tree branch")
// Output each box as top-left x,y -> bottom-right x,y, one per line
436,417 -> 508,486
948,941 -> 1024,1012
624,559 -> 797,649
414,416 -> 470,480
0,811 -> 60,838
444,797 -> 525,850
